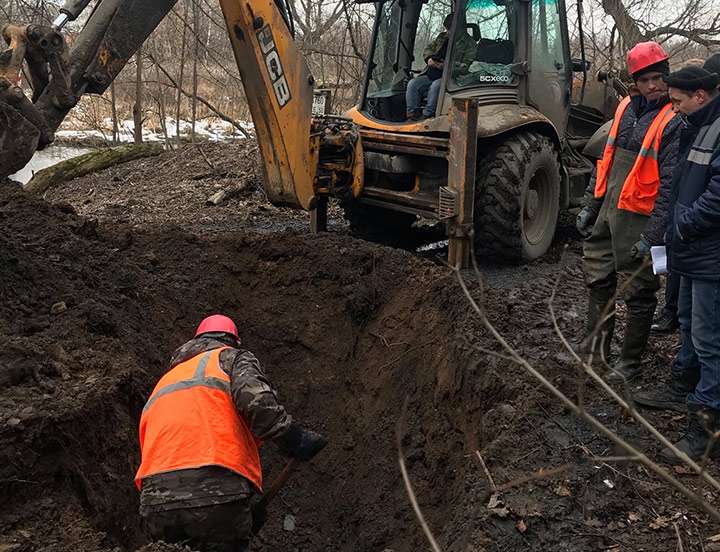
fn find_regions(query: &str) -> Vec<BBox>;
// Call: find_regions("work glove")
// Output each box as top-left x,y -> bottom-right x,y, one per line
576,206 -> 597,238
630,236 -> 651,261
276,423 -> 328,461
250,496 -> 268,535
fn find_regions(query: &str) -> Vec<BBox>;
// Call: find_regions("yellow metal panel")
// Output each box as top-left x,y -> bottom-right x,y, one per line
219,0 -> 316,209
345,106 -> 450,134
345,104 -> 559,143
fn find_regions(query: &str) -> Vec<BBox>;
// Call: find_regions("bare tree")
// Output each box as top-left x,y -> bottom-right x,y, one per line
176,0 -> 189,144
599,0 -> 720,53
110,81 -> 119,145
191,0 -> 200,143
133,49 -> 144,144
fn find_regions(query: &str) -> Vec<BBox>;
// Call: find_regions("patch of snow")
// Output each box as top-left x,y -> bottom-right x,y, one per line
58,117 -> 254,143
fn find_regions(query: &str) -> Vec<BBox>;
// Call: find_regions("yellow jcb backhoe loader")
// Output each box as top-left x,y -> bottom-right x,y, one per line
0,0 -> 616,265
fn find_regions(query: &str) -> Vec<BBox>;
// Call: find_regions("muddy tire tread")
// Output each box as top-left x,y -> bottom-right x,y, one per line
474,132 -> 560,262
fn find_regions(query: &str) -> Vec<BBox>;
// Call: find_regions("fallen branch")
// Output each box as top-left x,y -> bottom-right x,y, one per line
25,143 -> 164,195
547,248 -> 720,495
496,464 -> 573,493
675,522 -> 685,552
474,451 -> 498,493
206,182 -> 249,206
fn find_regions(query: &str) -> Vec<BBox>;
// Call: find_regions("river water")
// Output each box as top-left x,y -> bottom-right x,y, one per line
11,145 -> 94,184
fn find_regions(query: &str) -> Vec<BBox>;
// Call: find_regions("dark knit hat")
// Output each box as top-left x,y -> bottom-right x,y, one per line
664,66 -> 720,91
632,59 -> 670,80
704,53 -> 720,77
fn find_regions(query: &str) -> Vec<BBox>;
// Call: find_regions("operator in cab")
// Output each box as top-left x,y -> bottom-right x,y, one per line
135,314 -> 327,551
405,12 -> 476,121
575,42 -> 681,384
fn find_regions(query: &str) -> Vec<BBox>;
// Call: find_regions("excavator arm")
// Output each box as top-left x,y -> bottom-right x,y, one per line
0,0 -> 359,210
218,0 -> 318,208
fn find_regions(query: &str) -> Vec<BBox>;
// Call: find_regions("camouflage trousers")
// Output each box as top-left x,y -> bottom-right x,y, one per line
144,499 -> 252,552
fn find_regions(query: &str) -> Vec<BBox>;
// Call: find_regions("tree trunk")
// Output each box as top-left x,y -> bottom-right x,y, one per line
25,143 -> 164,195
110,81 -> 119,145
133,48 -> 144,144
155,63 -> 171,147
191,0 -> 199,143
601,0 -> 644,49
176,0 -> 189,144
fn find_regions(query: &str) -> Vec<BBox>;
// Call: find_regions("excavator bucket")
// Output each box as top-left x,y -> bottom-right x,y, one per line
0,101 -> 41,180
1,24 -> 40,180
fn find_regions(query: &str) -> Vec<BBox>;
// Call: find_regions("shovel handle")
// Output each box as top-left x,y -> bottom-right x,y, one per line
257,458 -> 298,510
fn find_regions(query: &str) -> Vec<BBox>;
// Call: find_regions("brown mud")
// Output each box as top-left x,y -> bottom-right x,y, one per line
0,142 -> 717,551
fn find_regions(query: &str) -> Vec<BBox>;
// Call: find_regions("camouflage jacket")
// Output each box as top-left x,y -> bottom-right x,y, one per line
421,31 -> 476,74
139,337 -> 292,514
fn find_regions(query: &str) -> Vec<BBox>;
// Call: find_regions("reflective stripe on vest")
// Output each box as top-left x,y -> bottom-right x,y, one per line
134,347 -> 263,492
594,98 -> 677,216
687,116 -> 720,166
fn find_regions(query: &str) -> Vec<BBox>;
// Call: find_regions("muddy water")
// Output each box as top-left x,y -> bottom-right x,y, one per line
10,145 -> 93,184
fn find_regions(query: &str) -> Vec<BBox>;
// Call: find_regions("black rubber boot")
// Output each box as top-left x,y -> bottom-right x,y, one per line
660,405 -> 720,463
651,311 -> 679,334
634,382 -> 691,412
578,285 -> 615,360
607,309 -> 654,384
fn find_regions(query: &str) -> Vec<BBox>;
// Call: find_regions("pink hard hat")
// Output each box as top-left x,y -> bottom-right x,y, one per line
195,314 -> 238,338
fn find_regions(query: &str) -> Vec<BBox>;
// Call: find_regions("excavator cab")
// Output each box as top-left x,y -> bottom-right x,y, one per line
339,0 -> 609,262
361,0 -> 517,123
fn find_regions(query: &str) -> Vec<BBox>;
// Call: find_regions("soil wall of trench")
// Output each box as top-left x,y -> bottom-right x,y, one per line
0,186 -> 511,552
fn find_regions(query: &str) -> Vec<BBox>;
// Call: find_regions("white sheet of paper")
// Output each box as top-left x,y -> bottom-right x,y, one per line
650,246 -> 668,275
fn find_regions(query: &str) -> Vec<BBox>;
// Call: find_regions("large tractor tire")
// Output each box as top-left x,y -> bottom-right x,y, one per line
474,132 -> 561,262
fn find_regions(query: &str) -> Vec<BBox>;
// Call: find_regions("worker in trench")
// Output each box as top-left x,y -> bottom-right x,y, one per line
134,314 -> 327,551
576,41 -> 682,383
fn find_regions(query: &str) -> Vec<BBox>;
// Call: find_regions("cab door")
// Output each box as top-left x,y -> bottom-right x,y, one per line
527,0 -> 571,135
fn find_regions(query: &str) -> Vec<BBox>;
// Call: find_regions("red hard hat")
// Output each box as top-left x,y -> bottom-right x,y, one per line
627,42 -> 669,76
195,314 -> 238,338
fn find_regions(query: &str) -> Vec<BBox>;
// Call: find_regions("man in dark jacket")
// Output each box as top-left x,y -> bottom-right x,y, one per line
631,67 -> 720,461
576,42 -> 681,383
136,314 -> 327,551
651,55 -> 720,334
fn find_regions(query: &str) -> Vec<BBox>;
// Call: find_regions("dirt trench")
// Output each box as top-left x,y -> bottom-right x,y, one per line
0,184 -> 516,551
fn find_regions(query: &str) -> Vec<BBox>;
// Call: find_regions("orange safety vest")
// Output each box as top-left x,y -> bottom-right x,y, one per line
594,96 -> 676,216
134,347 -> 263,491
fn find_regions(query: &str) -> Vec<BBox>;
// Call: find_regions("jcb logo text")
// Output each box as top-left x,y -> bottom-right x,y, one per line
257,26 -> 291,108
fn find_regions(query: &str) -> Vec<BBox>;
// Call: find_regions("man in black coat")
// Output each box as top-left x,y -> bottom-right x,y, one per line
633,66 -> 720,461
651,54 -> 720,334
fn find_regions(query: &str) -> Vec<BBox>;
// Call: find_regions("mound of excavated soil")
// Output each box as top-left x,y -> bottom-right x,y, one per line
2,156 -> 719,552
